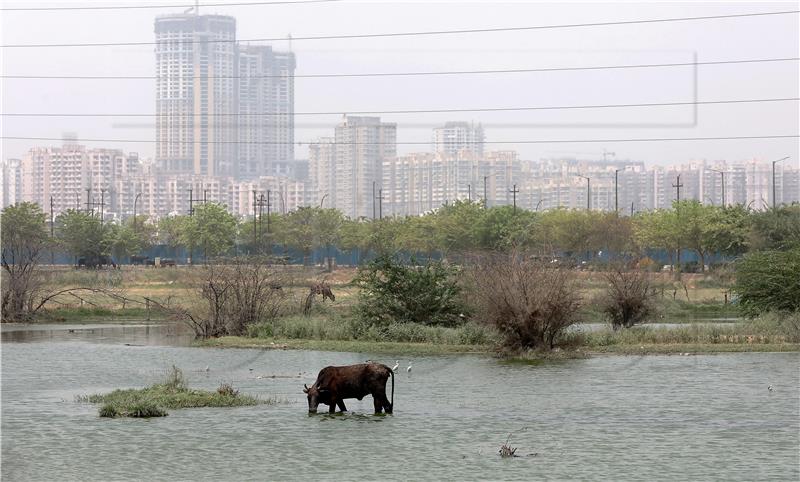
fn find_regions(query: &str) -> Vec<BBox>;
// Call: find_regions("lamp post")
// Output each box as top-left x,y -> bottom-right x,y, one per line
708,168 -> 725,207
133,192 -> 142,231
772,156 -> 789,208
483,176 -> 488,208
614,169 -> 621,214
575,174 -> 590,211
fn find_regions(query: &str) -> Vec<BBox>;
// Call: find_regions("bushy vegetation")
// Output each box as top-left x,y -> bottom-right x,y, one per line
79,366 -> 264,418
733,247 -> 800,317
355,256 -> 467,327
470,252 -> 583,350
599,268 -> 657,329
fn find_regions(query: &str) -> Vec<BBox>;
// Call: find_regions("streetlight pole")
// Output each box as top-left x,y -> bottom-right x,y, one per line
772,156 -> 789,208
576,174 -> 590,211
614,169 -> 621,215
133,192 -> 141,231
483,175 -> 488,208
372,181 -> 376,220
708,168 -> 725,207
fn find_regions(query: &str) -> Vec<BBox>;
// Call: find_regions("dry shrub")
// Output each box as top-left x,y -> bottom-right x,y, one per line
470,251 -> 582,350
599,267 -> 656,330
184,256 -> 288,337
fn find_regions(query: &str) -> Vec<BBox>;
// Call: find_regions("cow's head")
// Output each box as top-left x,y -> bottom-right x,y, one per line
303,383 -> 330,413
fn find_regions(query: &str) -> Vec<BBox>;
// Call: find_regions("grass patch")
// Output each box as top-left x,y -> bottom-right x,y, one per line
247,314 -> 498,347
78,366 -> 268,418
198,336 -> 490,355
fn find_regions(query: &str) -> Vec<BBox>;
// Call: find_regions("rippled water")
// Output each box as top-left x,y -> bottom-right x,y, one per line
2,324 -> 798,481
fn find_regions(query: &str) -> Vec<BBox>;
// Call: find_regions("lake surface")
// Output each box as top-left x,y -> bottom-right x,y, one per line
2,323 -> 798,481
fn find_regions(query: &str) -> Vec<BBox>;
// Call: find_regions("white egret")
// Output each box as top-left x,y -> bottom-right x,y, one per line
407,363 -> 412,373
392,361 -> 399,371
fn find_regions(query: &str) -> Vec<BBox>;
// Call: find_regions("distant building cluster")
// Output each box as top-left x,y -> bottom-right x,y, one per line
2,12 -> 799,221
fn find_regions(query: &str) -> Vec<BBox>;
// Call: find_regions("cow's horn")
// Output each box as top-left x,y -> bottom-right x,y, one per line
303,383 -> 309,393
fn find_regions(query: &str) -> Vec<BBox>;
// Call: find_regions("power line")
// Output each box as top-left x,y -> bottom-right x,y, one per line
3,56 -> 797,80
3,135 -> 797,145
3,97 -> 797,117
0,0 -> 341,11
2,10 -> 797,48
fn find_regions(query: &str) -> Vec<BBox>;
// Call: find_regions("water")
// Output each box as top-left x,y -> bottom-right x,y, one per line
2,324 -> 798,481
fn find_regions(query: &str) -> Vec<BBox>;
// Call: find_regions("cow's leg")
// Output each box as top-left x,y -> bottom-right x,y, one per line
328,401 -> 336,414
373,397 -> 383,414
383,397 -> 393,414
337,400 -> 348,412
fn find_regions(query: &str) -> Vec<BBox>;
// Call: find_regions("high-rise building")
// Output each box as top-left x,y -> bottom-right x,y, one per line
432,121 -> 484,157
20,140 -> 137,218
155,13 -> 237,176
1,159 -> 22,208
237,45 -> 295,178
334,116 -> 396,219
308,137 -> 335,208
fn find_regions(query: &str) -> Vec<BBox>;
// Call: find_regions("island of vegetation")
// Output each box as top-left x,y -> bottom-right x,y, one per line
78,366 -> 266,418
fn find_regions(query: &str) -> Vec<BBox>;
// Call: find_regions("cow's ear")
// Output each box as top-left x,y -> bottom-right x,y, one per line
303,384 -> 309,394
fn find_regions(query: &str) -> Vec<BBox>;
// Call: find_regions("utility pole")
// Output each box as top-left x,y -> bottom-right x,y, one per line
86,188 -> 92,215
673,174 -> 683,203
378,189 -> 383,220
252,190 -> 258,253
483,175 -> 488,208
673,174 -> 684,275
614,169 -> 621,215
372,181 -> 376,220
709,168 -> 725,207
468,184 -> 471,202
772,156 -> 789,208
50,196 -> 55,264
631,202 -> 634,216
509,184 -> 519,213
76,192 -> 80,211
576,175 -> 590,211
188,188 -> 194,216
133,193 -> 141,232
99,189 -> 106,224
266,190 -> 271,234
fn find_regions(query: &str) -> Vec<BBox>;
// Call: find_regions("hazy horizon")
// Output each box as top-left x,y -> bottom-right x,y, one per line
2,1 -> 799,168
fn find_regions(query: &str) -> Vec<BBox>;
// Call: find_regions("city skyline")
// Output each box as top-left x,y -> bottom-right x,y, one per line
2,2 -> 798,165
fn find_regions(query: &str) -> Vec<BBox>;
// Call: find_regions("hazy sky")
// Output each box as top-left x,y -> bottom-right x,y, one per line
2,0 -> 799,167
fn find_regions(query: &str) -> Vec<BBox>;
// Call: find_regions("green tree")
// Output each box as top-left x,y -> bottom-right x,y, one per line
633,209 -> 680,267
314,208 -> 345,271
181,203 -> 238,260
355,256 -> 466,327
673,200 -> 715,271
1,202 -> 51,320
749,204 -> 800,250
157,215 -> 189,257
56,209 -> 112,264
478,205 -> 537,251
733,247 -> 800,317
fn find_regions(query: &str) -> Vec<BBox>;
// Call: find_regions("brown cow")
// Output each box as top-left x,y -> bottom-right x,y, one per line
303,363 -> 394,414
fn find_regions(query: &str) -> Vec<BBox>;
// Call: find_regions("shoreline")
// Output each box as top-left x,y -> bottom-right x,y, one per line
196,335 -> 800,356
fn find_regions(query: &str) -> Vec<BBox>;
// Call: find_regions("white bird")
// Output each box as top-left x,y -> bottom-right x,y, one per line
204,366 -> 210,372
392,360 -> 399,371
768,385 -> 773,392
406,363 -> 412,373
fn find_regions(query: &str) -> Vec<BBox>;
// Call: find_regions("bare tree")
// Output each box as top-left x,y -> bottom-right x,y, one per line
599,266 -> 656,330
470,251 -> 582,350
181,256 -> 288,337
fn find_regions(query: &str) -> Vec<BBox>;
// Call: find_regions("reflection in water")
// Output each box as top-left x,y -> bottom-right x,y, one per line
1,323 -> 798,481
1,322 -> 196,346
